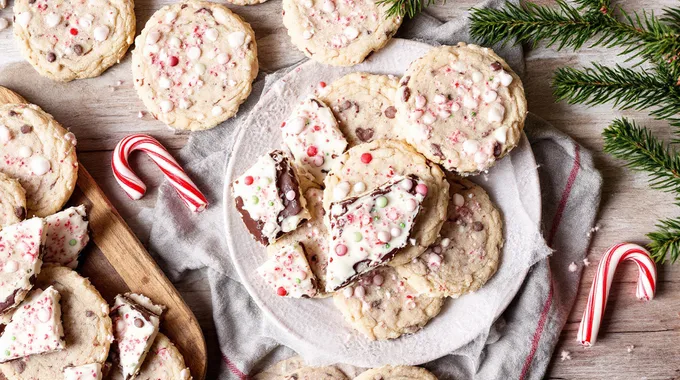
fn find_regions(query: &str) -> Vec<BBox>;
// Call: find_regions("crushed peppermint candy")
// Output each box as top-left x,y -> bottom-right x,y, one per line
43,205 -> 90,269
63,363 -> 102,380
257,242 -> 318,298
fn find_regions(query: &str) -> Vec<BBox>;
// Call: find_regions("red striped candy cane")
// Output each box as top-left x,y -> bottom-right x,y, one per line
577,243 -> 657,347
112,134 -> 208,213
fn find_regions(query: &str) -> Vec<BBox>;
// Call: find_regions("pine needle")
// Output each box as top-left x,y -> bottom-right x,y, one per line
376,0 -> 439,19
648,217 -> 680,263
602,118 -> 680,202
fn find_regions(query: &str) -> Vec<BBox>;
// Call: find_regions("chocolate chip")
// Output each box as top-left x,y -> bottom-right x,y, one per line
134,318 -> 144,328
431,143 -> 445,159
338,100 -> 352,111
85,310 -> 94,318
473,221 -> 484,231
493,142 -> 502,157
73,44 -> 83,56
20,125 -> 32,134
384,106 -> 396,119
11,360 -> 26,374
46,52 -> 56,63
181,3 -> 188,8
401,87 -> 411,102
28,0 -> 35,4
490,61 -> 502,71
8,111 -> 17,117
353,103 -> 360,113
355,127 -> 374,142
14,207 -> 25,220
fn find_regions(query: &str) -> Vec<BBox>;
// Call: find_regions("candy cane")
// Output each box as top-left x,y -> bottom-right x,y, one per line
577,243 -> 657,347
112,134 -> 208,213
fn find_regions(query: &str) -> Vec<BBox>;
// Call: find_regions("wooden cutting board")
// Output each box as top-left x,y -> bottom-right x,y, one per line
0,86 -> 207,379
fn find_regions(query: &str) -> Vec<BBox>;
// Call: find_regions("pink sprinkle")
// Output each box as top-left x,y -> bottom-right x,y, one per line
360,153 -> 372,164
353,286 -> 365,298
335,244 -> 348,256
372,274 -> 384,286
285,190 -> 296,200
415,184 -> 428,196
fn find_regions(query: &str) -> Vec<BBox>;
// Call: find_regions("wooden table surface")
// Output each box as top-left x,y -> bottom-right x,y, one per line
1,0 -> 679,378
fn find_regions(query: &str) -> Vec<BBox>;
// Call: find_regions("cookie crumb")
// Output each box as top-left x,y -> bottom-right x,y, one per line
568,262 -> 578,272
560,350 -> 571,361
116,80 -> 123,86
626,344 -> 635,353
586,223 -> 601,237
137,111 -> 145,119
583,258 -> 591,267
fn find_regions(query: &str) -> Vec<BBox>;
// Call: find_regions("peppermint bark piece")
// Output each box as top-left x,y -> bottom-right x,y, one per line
0,217 -> 46,315
64,363 -> 102,380
258,242 -> 318,298
0,286 -> 65,362
43,205 -> 89,268
326,175 -> 428,291
281,97 -> 348,184
232,151 -> 311,246
111,293 -> 164,380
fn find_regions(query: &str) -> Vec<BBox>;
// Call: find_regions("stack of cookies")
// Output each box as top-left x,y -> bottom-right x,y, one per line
232,42 -> 528,341
0,103 -> 191,379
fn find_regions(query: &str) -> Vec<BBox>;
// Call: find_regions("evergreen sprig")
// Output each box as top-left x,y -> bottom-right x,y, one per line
553,63 -> 680,125
648,217 -> 680,263
468,2 -> 680,68
377,0 -> 438,19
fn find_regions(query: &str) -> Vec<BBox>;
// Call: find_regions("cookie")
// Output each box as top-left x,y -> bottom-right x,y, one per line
43,205 -> 89,268
0,217 -> 46,316
64,363 -> 102,380
355,365 -> 437,380
109,333 -> 192,380
397,178 -> 503,298
281,0 -> 402,66
232,150 -> 311,246
394,43 -> 527,174
111,293 -> 164,380
318,73 -> 400,147
224,0 -> 267,6
267,187 -> 331,296
13,0 -> 135,81
281,97 -> 347,184
0,103 -> 78,217
132,0 -> 259,131
333,266 -> 442,341
325,175 -> 428,291
0,266 -> 112,380
258,242 -> 318,298
253,356 -> 348,380
323,139 -> 448,266
0,172 -> 26,228
0,286 -> 65,362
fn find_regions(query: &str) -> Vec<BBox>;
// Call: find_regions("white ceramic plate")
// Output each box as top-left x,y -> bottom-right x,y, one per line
224,39 -> 542,367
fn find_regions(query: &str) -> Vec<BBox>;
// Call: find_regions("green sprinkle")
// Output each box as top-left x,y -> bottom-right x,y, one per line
252,196 -> 259,205
68,239 -> 77,246
376,196 -> 388,208
471,111 -> 477,117
10,336 -> 15,341
256,186 -> 261,191
295,278 -> 301,284
4,351 -> 9,356
489,76 -> 494,81
385,243 -> 390,249
268,201 -> 274,207
353,232 -> 363,242
373,216 -> 380,221
399,222 -> 406,228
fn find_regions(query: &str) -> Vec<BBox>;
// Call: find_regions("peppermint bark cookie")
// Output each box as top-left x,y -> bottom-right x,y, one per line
64,363 -> 103,380
318,73 -> 400,147
0,103 -> 78,217
253,356 -> 348,380
0,266 -> 113,380
267,188 -> 331,296
132,0 -> 259,131
109,334 -> 192,380
333,266 -> 443,341
0,217 -> 46,316
13,0 -> 135,81
0,286 -> 65,362
397,178 -> 503,298
43,205 -> 90,268
0,173 -> 26,228
281,0 -> 402,66
258,242 -> 318,298
323,139 -> 448,267
355,365 -> 437,380
394,43 -> 527,174
325,175 -> 427,291
232,151 -> 310,246
281,97 -> 347,184
110,293 -> 164,380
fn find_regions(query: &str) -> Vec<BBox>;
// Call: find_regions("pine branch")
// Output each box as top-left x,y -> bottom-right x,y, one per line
602,118 -> 680,201
376,0 -> 438,19
468,2 -> 680,67
648,217 -> 680,263
552,63 -> 680,121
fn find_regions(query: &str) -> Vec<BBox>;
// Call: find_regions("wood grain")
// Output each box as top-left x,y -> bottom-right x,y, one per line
2,0 -> 680,378
0,86 -> 207,379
